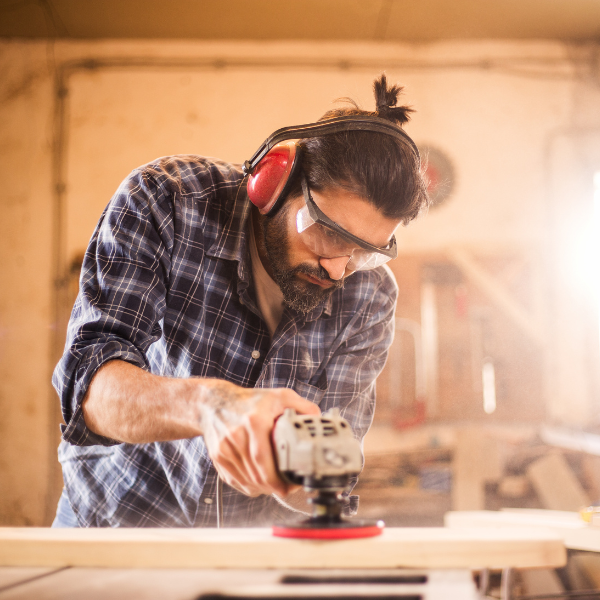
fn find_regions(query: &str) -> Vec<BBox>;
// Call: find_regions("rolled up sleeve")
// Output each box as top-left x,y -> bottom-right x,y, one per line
53,168 -> 174,446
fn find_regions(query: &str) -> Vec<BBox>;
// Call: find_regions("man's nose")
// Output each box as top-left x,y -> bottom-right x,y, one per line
319,256 -> 351,281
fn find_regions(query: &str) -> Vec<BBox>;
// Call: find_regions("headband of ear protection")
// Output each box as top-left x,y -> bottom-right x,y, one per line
242,115 -> 420,216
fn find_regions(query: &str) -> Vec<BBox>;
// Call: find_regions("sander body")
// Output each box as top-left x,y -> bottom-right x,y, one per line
271,407 -> 384,539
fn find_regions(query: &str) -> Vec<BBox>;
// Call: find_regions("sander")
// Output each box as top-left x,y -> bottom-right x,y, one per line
271,407 -> 384,539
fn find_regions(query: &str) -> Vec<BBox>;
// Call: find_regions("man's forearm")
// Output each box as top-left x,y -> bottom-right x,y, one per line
82,359 -> 208,443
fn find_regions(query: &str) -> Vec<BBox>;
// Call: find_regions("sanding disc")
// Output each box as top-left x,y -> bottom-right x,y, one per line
272,519 -> 385,540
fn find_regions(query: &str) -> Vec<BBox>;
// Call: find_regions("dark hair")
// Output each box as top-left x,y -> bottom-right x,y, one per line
288,74 -> 429,224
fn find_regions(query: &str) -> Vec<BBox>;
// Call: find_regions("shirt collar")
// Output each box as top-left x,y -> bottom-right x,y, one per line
206,177 -> 251,285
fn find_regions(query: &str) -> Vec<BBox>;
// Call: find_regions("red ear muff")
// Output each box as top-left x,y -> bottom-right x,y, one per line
247,142 -> 300,215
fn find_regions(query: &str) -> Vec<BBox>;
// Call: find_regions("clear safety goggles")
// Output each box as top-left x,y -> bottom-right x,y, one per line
296,174 -> 397,272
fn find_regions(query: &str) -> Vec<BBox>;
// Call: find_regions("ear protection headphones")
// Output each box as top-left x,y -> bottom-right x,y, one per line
242,115 -> 420,216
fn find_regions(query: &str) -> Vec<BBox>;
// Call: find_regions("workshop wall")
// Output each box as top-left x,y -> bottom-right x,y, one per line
0,39 -> 598,525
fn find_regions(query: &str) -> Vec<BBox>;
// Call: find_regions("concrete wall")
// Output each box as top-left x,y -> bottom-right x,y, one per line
1,39 -> 599,525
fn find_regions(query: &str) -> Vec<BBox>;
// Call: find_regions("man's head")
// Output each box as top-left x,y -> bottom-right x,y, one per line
275,74 -> 429,223
251,74 -> 429,313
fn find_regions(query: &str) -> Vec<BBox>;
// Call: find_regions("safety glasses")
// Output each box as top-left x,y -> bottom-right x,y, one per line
296,174 -> 397,272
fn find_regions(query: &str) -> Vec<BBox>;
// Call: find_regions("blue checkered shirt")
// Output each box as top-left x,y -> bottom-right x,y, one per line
53,155 -> 398,527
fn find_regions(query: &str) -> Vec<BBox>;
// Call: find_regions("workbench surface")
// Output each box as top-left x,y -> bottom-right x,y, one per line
0,567 -> 481,600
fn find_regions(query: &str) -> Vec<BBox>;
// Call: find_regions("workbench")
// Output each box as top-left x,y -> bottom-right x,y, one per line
0,526 -> 566,599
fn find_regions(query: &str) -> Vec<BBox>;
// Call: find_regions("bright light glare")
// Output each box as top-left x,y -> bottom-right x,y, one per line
482,358 -> 496,414
595,171 -> 600,343
560,173 -> 600,303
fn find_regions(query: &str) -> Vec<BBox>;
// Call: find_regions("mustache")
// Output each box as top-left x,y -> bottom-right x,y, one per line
294,264 -> 345,289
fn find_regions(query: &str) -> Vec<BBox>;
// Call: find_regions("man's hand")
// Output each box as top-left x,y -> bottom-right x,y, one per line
197,382 -> 320,498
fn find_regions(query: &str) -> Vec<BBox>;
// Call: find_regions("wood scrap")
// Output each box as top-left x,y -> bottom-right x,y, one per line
527,453 -> 591,511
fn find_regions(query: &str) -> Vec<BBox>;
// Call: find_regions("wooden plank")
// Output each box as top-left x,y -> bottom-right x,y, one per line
541,425 -> 600,456
446,509 -> 585,531
452,427 -> 503,511
0,527 -> 565,570
445,509 -> 600,552
527,453 -> 591,511
452,428 -> 485,510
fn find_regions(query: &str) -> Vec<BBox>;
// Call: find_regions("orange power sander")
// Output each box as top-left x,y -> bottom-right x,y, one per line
271,407 -> 385,540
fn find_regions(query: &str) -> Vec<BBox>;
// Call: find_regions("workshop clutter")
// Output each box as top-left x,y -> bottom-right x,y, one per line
355,424 -> 600,527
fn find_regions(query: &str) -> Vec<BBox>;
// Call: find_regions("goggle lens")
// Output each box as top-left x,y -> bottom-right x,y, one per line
296,206 -> 393,272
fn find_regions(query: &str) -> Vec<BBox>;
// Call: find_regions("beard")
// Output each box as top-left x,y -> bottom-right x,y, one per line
261,204 -> 344,314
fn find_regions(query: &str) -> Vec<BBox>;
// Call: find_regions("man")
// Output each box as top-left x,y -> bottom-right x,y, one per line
52,74 -> 429,527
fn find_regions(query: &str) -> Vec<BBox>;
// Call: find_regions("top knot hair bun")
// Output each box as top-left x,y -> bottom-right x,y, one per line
374,73 -> 414,126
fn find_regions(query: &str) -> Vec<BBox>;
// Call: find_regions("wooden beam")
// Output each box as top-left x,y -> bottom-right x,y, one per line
446,248 -> 544,346
0,527 -> 566,570
527,453 -> 591,511
452,427 -> 504,511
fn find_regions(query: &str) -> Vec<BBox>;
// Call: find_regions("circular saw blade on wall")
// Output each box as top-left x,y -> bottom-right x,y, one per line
419,146 -> 456,209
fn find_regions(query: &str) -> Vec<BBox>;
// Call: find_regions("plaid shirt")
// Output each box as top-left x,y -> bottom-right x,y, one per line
53,155 -> 398,527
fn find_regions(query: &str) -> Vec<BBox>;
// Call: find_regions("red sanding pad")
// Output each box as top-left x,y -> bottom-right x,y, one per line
272,520 -> 385,540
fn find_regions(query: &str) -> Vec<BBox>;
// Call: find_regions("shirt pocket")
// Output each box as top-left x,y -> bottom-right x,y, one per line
290,379 -> 327,407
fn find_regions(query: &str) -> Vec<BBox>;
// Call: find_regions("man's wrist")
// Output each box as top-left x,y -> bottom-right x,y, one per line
188,378 -> 243,436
